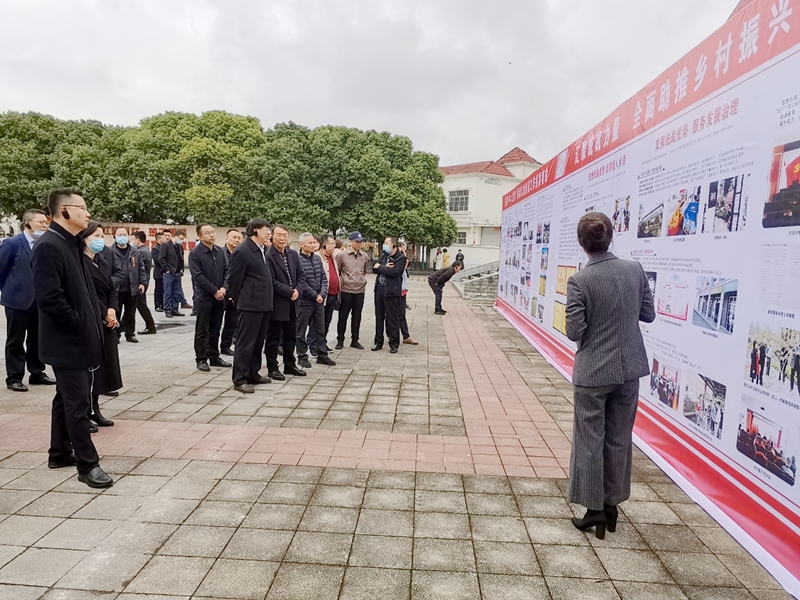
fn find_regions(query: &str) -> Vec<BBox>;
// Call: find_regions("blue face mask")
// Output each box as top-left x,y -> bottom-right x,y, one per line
116,235 -> 128,246
175,238 -> 184,245
89,239 -> 106,253
32,229 -> 45,239
383,244 -> 391,254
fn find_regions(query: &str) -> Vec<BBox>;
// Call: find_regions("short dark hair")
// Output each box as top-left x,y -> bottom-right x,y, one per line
155,231 -> 164,239
22,208 -> 46,229
452,260 -> 464,269
46,188 -> 81,217
577,211 -> 613,254
196,223 -> 213,236
226,228 -> 239,235
133,231 -> 147,244
272,224 -> 289,235
175,229 -> 186,237
246,218 -> 271,237
334,239 -> 343,249
319,234 -> 334,246
443,248 -> 449,253
78,220 -> 104,240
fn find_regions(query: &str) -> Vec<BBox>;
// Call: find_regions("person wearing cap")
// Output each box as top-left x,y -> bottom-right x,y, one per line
334,232 -> 369,350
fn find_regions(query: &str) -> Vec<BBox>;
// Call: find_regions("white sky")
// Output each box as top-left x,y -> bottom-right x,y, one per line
0,0 -> 735,165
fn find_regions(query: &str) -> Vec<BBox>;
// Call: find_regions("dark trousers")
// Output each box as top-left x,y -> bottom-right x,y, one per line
195,299 -> 225,361
429,280 -> 444,311
117,290 -> 138,338
309,300 -> 336,355
791,360 -> 800,393
232,310 -> 270,386
4,305 -> 46,384
221,300 -> 238,350
136,289 -> 156,332
569,379 -> 639,511
297,303 -> 329,360
337,292 -> 365,344
49,367 -> 100,475
400,293 -> 410,340
266,317 -> 298,372
154,277 -> 164,309
374,288 -> 401,350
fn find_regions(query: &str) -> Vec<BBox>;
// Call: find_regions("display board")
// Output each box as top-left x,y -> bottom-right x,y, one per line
496,1 -> 800,595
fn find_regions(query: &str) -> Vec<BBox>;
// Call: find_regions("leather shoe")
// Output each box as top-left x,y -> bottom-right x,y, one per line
249,375 -> 271,385
221,347 -> 234,356
268,370 -> 286,381
48,454 -> 77,469
234,383 -> 255,394
29,374 -> 56,385
284,366 -> 307,377
298,358 -> 312,369
172,311 -> 185,317
335,342 -> 344,350
104,391 -> 119,397
350,341 -> 364,349
209,357 -> 231,368
125,335 -> 139,343
181,303 -> 193,310
316,355 -> 336,366
196,360 -> 210,372
371,344 -> 383,351
139,329 -> 157,335
403,338 -> 419,345
390,347 -> 398,354
78,466 -> 114,489
89,422 -> 98,433
165,311 -> 173,318
155,306 -> 164,312
7,382 -> 28,392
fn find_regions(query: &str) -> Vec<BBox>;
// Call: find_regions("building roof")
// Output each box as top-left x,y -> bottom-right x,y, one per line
439,161 -> 515,177
497,147 -> 540,165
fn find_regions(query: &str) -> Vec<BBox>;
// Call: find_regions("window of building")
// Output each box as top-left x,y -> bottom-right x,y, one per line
448,190 -> 469,212
456,231 -> 467,245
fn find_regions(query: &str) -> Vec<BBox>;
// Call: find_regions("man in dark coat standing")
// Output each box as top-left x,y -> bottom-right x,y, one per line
265,225 -> 307,380
296,232 -> 335,368
158,230 -> 185,318
32,188 -> 113,488
0,208 -> 57,391
189,224 -> 231,373
112,227 -> 147,342
151,230 -> 164,311
372,236 -> 407,354
132,231 -> 157,335
226,219 -> 274,394
220,229 -> 242,355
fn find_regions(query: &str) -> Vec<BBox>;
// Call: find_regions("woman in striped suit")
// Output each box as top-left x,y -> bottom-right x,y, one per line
565,212 -> 655,538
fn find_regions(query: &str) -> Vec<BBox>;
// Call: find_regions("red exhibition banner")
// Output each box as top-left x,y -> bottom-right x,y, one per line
497,0 -> 800,595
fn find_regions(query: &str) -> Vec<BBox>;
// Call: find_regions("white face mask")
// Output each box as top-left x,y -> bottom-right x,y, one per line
32,229 -> 45,239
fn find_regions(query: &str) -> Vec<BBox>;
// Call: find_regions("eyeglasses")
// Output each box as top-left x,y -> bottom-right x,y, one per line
62,205 -> 88,211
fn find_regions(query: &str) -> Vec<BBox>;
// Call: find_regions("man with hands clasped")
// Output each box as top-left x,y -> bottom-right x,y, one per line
372,236 -> 407,354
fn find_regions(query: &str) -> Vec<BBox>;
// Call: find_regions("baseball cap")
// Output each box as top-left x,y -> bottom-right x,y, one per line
348,231 -> 364,242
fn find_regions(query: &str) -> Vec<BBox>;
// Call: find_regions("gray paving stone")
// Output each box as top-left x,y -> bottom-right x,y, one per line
470,515 -> 529,542
465,493 -> 519,516
130,497 -> 199,524
416,472 -> 463,491
615,582 -> 689,599
284,531 -> 352,566
415,489 -> 467,513
692,526 -> 749,555
95,522 -> 177,554
462,475 -> 513,495
103,475 -> 170,497
258,483 -> 316,505
0,470 -> 24,487
414,511 -> 471,540
42,589 -> 118,600
523,517 -> 590,546
1,469 -> 74,491
657,552 -> 740,587
348,534 -> 413,569
0,515 -> 63,546
0,548 -> 86,586
195,558 -> 279,599
130,457 -> 190,477
356,508 -> 413,537
517,495 -> 575,518
535,545 -> 606,579
411,570 -> 480,600
0,584 -> 48,600
125,555 -> 214,596
509,477 -> 562,497
298,506 -> 359,534
339,566 -> 411,600
184,500 -> 251,527
621,501 -> 682,525
309,485 -> 364,508
0,490 -> 43,514
362,487 -> 414,511
35,518 -> 120,550
266,563 -> 343,600
55,549 -> 150,592
0,453 -> 47,470
681,587 -> 755,600
478,573 -> 550,600
154,476 -> 217,500
158,525 -> 236,557
206,479 -> 266,503
413,538 -> 476,572
473,541 -> 539,575
271,465 -> 323,484
0,546 -> 25,570
545,576 -> 621,599
319,468 -> 369,487
635,524 -> 708,553
225,463 -> 279,481
17,492 -> 93,518
716,554 -> 784,590
241,504 -> 305,530
222,528 -> 293,561
594,547 -> 674,583
73,495 -> 145,521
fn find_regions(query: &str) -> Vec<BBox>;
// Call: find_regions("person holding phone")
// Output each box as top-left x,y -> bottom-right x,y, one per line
372,236 -> 406,354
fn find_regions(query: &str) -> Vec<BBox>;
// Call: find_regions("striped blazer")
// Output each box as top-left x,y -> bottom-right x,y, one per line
565,252 -> 655,387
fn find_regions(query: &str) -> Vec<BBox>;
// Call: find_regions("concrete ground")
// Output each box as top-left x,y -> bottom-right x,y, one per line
0,276 -> 791,599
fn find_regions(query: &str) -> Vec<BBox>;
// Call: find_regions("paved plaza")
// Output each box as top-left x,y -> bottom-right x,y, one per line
0,277 -> 791,599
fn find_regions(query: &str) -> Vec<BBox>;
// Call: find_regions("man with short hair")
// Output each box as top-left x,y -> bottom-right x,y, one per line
227,219 -> 273,393
428,260 -> 463,315
131,231 -> 157,335
265,225 -> 307,380
152,230 -> 165,311
455,249 -> 465,263
334,232 -> 369,350
189,225 -> 231,372
296,233 -> 335,368
372,237 -> 407,354
112,227 -> 147,343
158,230 -> 185,318
0,208 -> 57,391
174,229 -> 192,311
32,188 -> 112,488
220,228 -> 242,355
308,234 -> 339,357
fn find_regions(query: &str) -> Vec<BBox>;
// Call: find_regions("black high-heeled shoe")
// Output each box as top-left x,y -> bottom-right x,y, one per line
604,504 -> 618,533
571,509 -> 607,539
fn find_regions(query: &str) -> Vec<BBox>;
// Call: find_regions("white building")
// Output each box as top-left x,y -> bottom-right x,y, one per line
439,148 -> 541,268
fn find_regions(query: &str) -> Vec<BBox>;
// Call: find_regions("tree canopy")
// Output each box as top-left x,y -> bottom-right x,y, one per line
0,110 -> 457,246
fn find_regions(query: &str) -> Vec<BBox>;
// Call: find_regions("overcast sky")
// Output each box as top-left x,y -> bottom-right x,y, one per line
0,0 -> 734,166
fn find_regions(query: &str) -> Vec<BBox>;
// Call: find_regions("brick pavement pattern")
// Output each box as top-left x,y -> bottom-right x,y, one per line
0,276 -> 790,599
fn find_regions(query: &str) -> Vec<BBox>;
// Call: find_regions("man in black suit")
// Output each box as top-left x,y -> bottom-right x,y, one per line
152,230 -> 164,311
131,231 -> 157,335
158,230 -> 185,318
189,224 -> 231,373
32,188 -> 113,488
265,225 -> 307,380
372,236 -> 407,354
226,219 -> 274,394
0,208 -> 57,392
175,229 -> 193,312
220,229 -> 242,355
112,227 -> 147,343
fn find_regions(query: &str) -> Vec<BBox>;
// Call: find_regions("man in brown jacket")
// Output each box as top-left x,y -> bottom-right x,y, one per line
334,232 -> 369,349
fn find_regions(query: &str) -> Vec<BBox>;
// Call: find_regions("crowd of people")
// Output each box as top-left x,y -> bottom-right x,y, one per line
749,340 -> 800,395
0,188 -> 467,488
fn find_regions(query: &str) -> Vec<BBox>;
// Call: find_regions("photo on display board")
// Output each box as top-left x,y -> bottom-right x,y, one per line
553,301 -> 567,335
539,275 -> 547,296
645,271 -> 658,301
530,295 -> 538,319
666,186 -> 701,237
683,371 -> 726,440
692,277 -> 738,335
523,221 -> 530,241
527,243 -> 533,263
525,269 -> 531,287
612,196 -> 632,233
702,174 -> 749,233
540,247 -> 549,271
536,224 -> 542,244
638,201 -> 664,238
764,137 -> 800,228
657,274 -> 691,321
542,222 -> 551,244
744,323 -> 800,399
649,356 -> 681,411
537,303 -> 545,322
556,265 -> 578,296
737,394 -> 797,487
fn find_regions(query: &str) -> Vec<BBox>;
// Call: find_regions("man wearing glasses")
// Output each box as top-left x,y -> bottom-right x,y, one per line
31,189 -> 113,488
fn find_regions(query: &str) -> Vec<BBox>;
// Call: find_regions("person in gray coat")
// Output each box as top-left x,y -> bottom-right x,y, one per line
565,211 -> 655,539
111,227 -> 147,343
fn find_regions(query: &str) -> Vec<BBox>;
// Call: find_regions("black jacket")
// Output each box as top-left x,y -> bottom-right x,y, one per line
226,237 -> 273,313
0,232 -> 36,310
189,243 -> 229,303
112,243 -> 147,295
429,266 -> 457,287
267,245 -> 305,321
151,243 -> 163,280
373,250 -> 406,298
158,240 -> 183,275
31,222 -> 104,368
137,245 -> 153,288
298,251 -> 328,306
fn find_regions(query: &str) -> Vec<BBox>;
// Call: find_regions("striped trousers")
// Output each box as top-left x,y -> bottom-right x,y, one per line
568,379 -> 639,511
